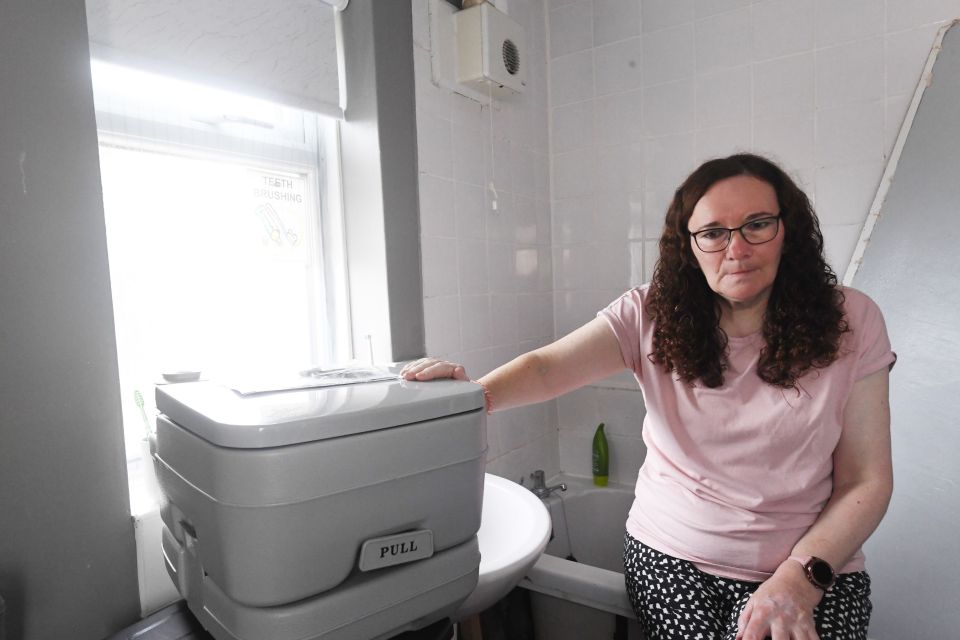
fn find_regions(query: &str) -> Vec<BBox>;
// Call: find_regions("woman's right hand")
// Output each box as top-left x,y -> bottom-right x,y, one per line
399,357 -> 469,382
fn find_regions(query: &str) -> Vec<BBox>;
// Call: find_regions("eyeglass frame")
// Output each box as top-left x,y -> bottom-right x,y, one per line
688,215 -> 782,253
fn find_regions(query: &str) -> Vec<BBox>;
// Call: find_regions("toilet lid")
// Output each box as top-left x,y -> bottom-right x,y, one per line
156,378 -> 483,448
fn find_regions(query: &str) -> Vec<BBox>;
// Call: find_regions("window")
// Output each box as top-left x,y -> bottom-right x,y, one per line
90,61 -> 350,512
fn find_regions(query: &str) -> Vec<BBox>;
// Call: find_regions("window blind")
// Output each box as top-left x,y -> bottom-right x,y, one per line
86,0 -> 345,117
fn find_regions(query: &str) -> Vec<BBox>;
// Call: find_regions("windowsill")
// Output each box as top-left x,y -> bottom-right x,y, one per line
128,450 -> 162,519
129,452 -> 181,616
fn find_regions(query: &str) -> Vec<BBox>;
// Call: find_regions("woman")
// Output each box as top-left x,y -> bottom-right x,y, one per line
401,154 -> 894,640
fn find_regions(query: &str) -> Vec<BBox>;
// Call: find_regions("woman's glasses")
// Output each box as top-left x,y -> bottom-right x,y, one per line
689,216 -> 781,253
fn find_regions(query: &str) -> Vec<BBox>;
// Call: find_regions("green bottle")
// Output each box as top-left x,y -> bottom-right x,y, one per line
592,423 -> 609,487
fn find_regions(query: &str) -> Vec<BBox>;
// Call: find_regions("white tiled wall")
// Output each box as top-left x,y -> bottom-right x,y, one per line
556,384 -> 647,484
411,0 -> 960,487
411,0 -> 558,483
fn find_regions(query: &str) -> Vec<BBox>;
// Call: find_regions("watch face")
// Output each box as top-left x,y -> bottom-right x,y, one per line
810,559 -> 834,586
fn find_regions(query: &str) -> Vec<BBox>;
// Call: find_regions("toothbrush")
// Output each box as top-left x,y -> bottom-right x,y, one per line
134,389 -> 152,437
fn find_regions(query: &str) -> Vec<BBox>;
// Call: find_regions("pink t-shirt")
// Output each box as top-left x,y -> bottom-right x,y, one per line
599,285 -> 895,581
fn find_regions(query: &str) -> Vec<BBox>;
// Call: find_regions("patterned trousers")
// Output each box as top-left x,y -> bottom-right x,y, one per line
623,533 -> 872,640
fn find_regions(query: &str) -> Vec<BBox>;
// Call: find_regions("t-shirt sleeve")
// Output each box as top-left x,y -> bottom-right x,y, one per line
846,288 -> 897,381
598,288 -> 645,380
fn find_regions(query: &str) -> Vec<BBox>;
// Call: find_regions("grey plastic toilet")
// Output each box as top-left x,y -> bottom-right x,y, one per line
153,377 -> 487,640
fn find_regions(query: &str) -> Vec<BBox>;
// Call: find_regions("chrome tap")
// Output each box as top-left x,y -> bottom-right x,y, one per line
528,469 -> 566,499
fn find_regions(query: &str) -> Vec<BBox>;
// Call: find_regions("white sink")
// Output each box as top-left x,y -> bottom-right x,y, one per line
454,473 -> 552,619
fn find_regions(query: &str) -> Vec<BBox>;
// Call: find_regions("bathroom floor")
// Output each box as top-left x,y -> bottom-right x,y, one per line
106,601 -> 212,639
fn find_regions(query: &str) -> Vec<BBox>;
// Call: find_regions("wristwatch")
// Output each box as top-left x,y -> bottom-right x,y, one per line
788,555 -> 836,591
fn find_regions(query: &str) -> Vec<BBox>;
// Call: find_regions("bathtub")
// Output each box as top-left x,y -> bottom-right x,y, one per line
519,474 -> 643,640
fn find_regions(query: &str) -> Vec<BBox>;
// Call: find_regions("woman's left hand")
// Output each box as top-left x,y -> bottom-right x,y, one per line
735,561 -> 823,640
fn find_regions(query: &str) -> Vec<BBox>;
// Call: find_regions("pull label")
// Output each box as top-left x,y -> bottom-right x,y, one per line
358,529 -> 434,572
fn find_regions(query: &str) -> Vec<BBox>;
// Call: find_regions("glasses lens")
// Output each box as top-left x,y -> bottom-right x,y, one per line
694,229 -> 729,252
742,217 -> 779,244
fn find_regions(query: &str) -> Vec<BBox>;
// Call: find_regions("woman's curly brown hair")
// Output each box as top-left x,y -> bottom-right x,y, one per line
647,153 -> 848,389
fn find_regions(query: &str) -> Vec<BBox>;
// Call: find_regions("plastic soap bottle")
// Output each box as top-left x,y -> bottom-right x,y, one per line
592,422 -> 609,487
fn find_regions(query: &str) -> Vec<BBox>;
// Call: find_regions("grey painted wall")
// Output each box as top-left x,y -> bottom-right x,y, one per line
854,22 -> 960,639
0,0 -> 140,638
340,0 -> 425,365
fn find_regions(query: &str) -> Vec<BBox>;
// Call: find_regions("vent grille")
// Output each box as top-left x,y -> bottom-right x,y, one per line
502,39 -> 520,75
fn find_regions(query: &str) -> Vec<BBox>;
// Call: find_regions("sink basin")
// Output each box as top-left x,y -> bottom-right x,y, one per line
454,473 -> 551,619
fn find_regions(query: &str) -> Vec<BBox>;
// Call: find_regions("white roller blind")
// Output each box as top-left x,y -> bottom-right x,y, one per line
86,0 -> 344,117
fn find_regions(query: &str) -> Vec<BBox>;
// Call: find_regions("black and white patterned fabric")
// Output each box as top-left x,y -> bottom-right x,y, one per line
623,533 -> 872,640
